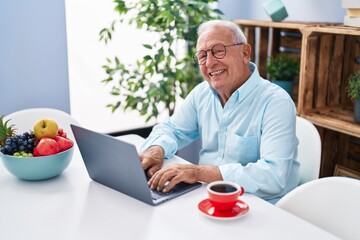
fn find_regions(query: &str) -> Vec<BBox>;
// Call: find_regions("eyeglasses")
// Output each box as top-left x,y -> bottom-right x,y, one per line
193,43 -> 243,65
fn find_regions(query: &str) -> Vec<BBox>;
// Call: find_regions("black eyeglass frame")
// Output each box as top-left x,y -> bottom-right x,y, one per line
193,43 -> 244,65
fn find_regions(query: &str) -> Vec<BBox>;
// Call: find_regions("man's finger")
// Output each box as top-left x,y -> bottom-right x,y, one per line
148,165 -> 161,177
141,158 -> 152,170
163,176 -> 181,192
148,171 -> 162,189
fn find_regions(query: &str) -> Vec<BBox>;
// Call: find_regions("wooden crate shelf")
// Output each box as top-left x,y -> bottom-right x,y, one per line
297,24 -> 360,177
233,20 -> 333,30
298,25 -> 360,137
301,105 -> 360,138
304,24 -> 360,36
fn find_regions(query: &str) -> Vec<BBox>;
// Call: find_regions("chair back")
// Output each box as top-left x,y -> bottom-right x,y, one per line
296,116 -> 321,184
276,176 -> 360,240
4,108 -> 80,141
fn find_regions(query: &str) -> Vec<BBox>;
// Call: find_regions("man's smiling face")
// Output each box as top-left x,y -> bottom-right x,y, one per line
197,27 -> 250,97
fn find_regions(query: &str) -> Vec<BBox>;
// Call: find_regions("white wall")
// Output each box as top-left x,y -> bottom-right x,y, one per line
218,0 -> 346,22
0,0 -> 70,116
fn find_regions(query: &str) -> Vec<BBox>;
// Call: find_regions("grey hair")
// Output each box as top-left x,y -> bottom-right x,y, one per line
197,20 -> 247,45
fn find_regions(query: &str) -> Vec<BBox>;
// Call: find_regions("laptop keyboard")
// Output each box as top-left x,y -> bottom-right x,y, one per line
150,188 -> 176,200
145,174 -> 177,200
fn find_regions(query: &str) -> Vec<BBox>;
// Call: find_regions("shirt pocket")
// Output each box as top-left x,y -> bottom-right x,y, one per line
225,134 -> 259,164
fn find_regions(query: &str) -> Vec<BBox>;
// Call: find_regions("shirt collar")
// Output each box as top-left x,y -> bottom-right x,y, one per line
235,62 -> 260,103
208,62 -> 260,103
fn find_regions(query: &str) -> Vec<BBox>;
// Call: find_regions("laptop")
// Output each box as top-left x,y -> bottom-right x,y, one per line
70,124 -> 202,206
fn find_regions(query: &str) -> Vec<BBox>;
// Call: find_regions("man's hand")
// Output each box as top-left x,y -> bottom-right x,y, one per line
139,146 -> 164,177
148,164 -> 222,192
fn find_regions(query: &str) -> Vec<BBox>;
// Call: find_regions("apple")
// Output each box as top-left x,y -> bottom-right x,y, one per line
33,137 -> 60,156
33,118 -> 59,139
54,136 -> 73,152
57,128 -> 67,138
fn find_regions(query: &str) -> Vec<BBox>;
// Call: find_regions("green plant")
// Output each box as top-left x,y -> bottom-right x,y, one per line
0,115 -> 15,147
266,53 -> 300,81
100,0 -> 223,122
347,70 -> 360,99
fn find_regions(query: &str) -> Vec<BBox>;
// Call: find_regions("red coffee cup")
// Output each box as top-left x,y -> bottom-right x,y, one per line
207,181 -> 244,211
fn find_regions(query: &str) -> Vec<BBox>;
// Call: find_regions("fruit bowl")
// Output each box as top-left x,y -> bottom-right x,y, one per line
0,146 -> 74,180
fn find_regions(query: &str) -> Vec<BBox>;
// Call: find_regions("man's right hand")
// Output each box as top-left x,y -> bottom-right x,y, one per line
139,145 -> 164,178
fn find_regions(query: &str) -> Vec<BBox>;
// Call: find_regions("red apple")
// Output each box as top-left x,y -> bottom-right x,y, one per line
57,128 -> 67,138
54,136 -> 74,152
33,137 -> 60,156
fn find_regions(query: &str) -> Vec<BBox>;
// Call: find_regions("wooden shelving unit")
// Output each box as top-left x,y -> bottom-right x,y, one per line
235,20 -> 360,179
297,25 -> 360,136
302,106 -> 360,138
297,24 -> 360,178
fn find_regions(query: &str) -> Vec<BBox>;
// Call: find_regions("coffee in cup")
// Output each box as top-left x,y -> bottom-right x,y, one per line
207,181 -> 244,211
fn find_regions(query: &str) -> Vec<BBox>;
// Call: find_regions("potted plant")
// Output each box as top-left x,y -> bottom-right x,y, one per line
266,53 -> 300,97
99,0 -> 223,122
347,70 -> 360,123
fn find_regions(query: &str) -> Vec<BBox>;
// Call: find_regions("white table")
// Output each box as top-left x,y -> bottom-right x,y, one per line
0,135 -> 340,240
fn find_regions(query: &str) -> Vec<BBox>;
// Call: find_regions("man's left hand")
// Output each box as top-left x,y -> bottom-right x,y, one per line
148,164 -> 199,192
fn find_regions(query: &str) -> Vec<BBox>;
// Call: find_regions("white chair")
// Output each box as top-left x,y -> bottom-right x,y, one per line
276,176 -> 360,240
4,108 -> 80,141
296,116 -> 321,184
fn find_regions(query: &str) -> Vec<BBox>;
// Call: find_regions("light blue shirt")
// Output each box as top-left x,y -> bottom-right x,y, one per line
141,62 -> 300,203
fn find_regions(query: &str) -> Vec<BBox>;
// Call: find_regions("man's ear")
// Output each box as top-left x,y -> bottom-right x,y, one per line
242,43 -> 252,62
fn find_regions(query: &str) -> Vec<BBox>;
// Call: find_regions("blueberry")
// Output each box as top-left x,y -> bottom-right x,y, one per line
5,138 -> 12,145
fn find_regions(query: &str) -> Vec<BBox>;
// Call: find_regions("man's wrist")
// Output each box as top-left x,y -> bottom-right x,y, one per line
148,145 -> 165,158
197,165 -> 222,183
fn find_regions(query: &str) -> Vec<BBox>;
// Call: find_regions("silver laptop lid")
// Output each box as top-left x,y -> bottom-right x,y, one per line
70,124 -> 202,206
71,124 -> 154,205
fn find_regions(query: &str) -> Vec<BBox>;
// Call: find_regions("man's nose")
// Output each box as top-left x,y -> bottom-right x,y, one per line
205,52 -> 218,67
